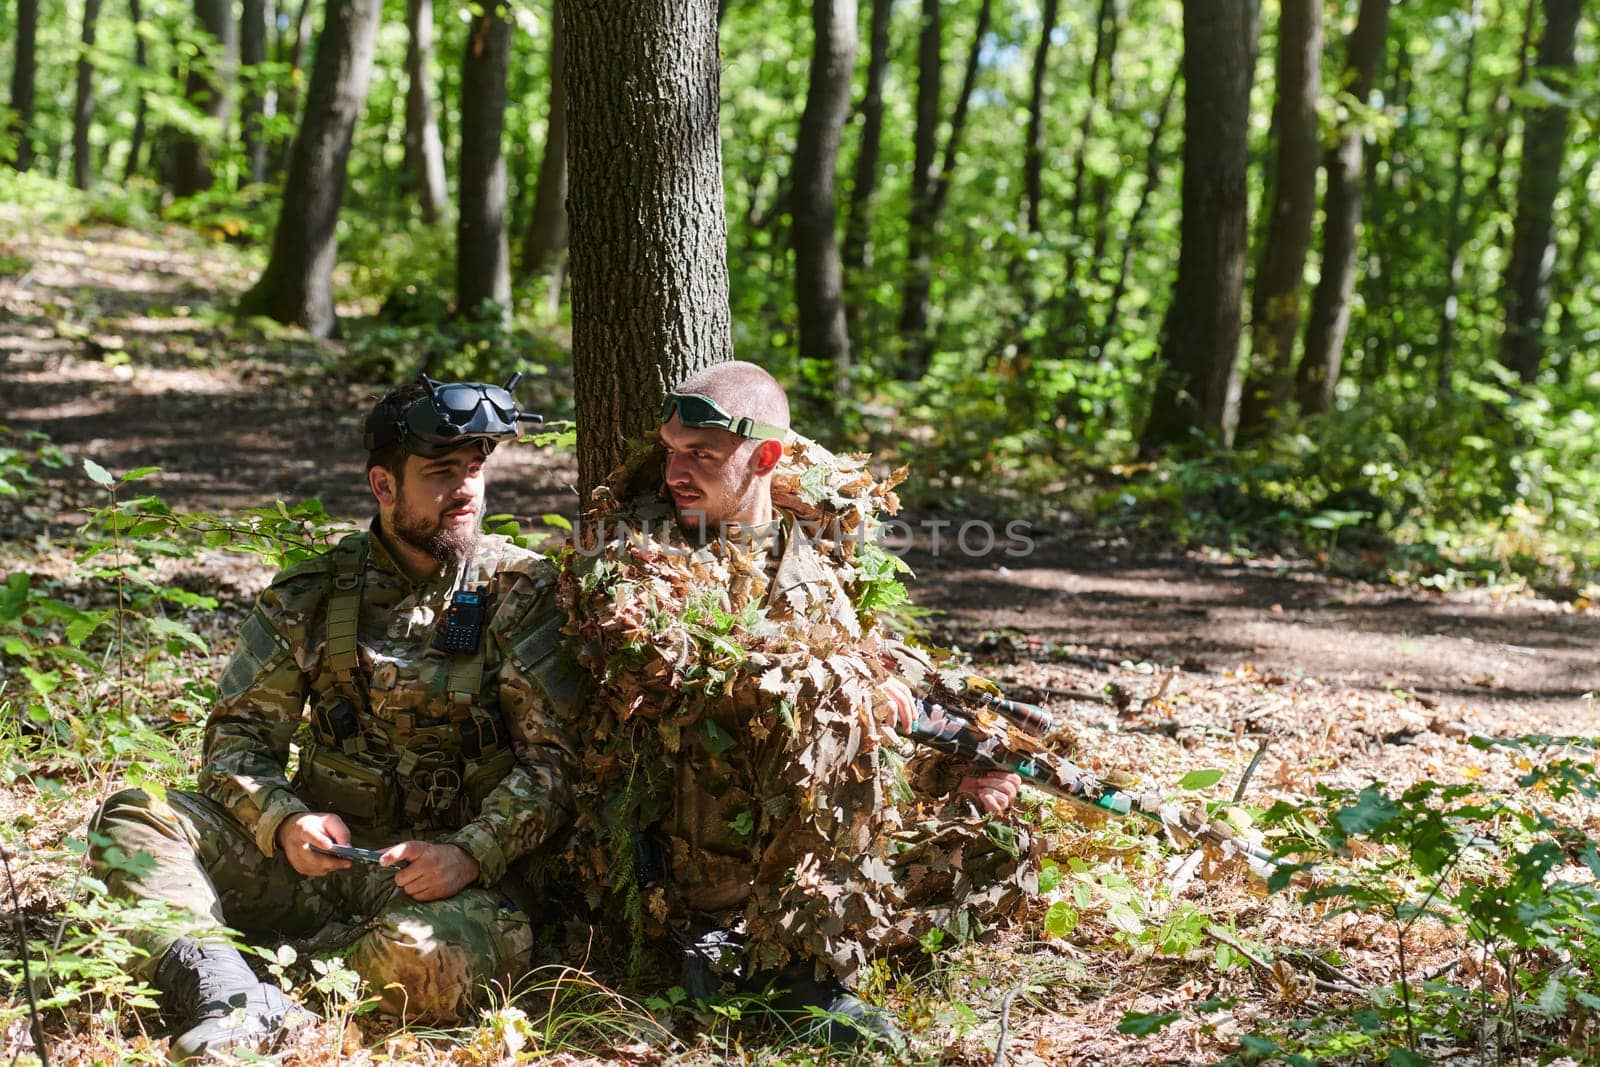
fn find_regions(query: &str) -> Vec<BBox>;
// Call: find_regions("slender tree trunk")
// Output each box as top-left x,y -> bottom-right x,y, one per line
841,0 -> 893,276
1068,0 -> 1117,237
520,3 -> 569,276
73,0 -> 106,189
238,0 -> 384,337
173,0 -> 237,196
1435,0 -> 1483,390
1021,0 -> 1061,236
272,0 -> 314,178
1237,0 -> 1322,438
901,0 -> 993,377
240,0 -> 268,185
403,0 -> 449,223
1139,0 -> 1258,454
8,0 -> 39,171
1094,73 -> 1178,358
1295,0 -> 1390,416
1551,150 -> 1599,379
562,0 -> 733,501
793,0 -> 858,407
898,0 -> 942,372
457,6 -> 514,324
1500,0 -> 1584,384
124,0 -> 149,181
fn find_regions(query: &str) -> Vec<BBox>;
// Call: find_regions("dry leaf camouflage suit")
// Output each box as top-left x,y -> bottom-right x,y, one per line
89,528 -> 579,1022
557,437 -> 1038,987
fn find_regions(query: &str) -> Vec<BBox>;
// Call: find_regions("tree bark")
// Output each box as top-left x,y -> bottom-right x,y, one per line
1500,0 -> 1585,384
8,0 -> 39,171
520,2 -> 570,276
1139,0 -> 1257,454
173,0 -> 237,196
238,0 -> 383,337
841,0 -> 893,277
1068,0 -> 1118,237
240,0 -> 268,185
457,6 -> 514,324
403,0 -> 449,223
901,0 -> 992,377
124,0 -> 149,181
898,0 -> 942,373
1021,0 -> 1061,235
562,0 -> 732,501
1236,0 -> 1321,438
1295,0 -> 1390,416
73,0 -> 106,190
793,0 -> 858,407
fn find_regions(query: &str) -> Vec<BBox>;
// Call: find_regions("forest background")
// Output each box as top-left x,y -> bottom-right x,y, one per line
4,0 -> 1600,1063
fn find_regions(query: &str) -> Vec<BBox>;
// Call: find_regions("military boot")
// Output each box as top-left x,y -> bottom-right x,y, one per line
153,937 -> 315,1063
755,963 -> 906,1052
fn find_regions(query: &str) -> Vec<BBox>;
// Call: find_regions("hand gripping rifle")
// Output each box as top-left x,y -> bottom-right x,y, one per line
908,688 -> 1282,878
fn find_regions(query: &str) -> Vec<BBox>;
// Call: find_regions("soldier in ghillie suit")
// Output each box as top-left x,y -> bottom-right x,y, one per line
88,378 -> 579,1062
556,361 -> 1037,1050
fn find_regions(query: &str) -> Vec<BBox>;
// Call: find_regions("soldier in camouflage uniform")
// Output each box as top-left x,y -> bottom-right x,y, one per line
89,378 -> 579,1061
558,362 -> 1035,1050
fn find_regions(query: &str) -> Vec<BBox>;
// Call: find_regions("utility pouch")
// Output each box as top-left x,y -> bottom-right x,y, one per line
311,699 -> 361,749
463,748 -> 517,809
294,744 -> 396,827
458,710 -> 510,761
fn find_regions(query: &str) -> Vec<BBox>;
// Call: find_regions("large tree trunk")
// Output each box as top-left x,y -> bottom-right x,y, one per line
124,0 -> 149,181
562,0 -> 732,501
1236,0 -> 1321,438
1500,0 -> 1585,384
900,0 -> 992,378
173,0 -> 237,197
1021,0 -> 1061,236
793,0 -> 858,408
520,3 -> 569,276
457,7 -> 514,324
73,0 -> 106,190
1296,0 -> 1390,416
240,0 -> 268,185
8,0 -> 39,171
1139,0 -> 1257,454
403,0 -> 449,224
238,0 -> 383,337
841,0 -> 893,280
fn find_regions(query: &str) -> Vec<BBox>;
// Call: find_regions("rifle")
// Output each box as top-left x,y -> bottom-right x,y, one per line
908,689 -> 1282,878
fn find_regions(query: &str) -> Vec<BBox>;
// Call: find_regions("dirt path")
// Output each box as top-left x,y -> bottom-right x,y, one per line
5,220 -> 1598,732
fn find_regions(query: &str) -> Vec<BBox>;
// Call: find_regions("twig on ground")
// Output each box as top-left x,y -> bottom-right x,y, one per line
992,981 -> 1032,1067
1231,738 -> 1272,803
1142,671 -> 1175,710
1204,925 -> 1366,996
1420,958 -> 1462,982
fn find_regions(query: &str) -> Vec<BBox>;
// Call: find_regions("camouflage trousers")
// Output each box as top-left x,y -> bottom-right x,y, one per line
88,788 -> 533,1023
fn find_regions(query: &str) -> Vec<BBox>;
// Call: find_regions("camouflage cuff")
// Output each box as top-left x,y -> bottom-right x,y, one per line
443,823 -> 506,886
254,788 -> 312,857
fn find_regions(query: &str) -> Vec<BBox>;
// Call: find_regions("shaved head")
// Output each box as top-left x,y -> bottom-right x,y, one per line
673,361 -> 791,433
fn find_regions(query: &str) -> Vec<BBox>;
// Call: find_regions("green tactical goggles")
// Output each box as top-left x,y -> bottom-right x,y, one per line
659,391 -> 787,441
365,373 -> 544,458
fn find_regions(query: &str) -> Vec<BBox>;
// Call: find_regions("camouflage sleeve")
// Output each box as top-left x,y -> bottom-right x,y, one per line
442,567 -> 576,886
199,578 -> 316,857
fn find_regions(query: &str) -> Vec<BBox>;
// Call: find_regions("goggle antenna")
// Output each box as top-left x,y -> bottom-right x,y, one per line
503,371 -> 523,393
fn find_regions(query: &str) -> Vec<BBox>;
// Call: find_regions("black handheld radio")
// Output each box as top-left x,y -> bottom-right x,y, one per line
433,588 -> 487,654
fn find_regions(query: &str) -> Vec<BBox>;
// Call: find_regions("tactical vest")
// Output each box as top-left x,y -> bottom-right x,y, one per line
291,533 -> 516,838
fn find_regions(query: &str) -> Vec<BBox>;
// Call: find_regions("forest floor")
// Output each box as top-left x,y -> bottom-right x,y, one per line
5,219 -> 1600,1065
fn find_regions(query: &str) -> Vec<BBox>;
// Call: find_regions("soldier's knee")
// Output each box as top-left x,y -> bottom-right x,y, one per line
346,897 -> 533,1023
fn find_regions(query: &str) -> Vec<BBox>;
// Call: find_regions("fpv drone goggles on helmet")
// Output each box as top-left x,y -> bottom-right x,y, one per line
364,373 -> 544,458
659,391 -> 787,441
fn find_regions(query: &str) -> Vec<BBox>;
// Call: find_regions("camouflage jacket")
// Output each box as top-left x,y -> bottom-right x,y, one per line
200,525 -> 578,886
560,478 -> 913,978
